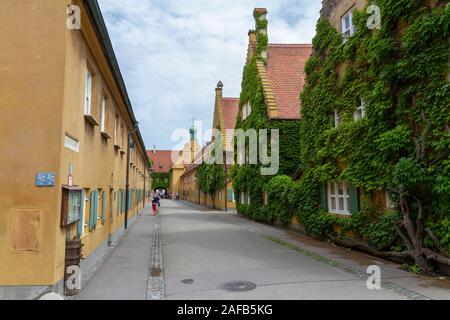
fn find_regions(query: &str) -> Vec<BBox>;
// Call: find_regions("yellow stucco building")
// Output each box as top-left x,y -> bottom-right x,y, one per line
0,0 -> 151,299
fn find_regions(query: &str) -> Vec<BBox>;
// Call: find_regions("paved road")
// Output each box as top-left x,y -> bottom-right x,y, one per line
75,200 -> 450,300
162,200 -> 450,300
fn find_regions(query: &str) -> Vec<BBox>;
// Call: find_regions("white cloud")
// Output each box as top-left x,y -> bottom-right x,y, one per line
98,0 -> 321,150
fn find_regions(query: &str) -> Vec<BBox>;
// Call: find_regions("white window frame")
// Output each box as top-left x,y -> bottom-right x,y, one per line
84,69 -> 92,115
341,9 -> 355,44
386,191 -> 396,209
242,101 -> 252,120
327,182 -> 351,215
354,97 -> 367,121
114,115 -> 119,145
333,109 -> 340,127
101,96 -> 107,132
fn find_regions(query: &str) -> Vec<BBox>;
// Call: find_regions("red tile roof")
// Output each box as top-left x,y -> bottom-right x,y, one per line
266,44 -> 312,120
222,98 -> 240,130
147,150 -> 180,174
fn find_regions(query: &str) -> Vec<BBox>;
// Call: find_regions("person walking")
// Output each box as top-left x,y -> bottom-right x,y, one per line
152,193 -> 159,216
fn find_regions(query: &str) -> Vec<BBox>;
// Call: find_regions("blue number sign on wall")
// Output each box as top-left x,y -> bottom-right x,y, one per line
35,173 -> 56,187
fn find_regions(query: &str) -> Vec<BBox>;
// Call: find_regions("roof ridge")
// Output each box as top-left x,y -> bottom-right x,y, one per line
268,43 -> 313,47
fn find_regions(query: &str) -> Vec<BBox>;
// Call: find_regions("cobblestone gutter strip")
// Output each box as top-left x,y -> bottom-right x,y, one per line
146,215 -> 165,300
265,236 -> 432,300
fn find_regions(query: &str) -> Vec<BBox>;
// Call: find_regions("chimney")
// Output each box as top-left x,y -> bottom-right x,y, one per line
215,80 -> 223,102
253,8 -> 268,60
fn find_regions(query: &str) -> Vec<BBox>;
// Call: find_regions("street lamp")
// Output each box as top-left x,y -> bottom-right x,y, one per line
125,122 -> 139,230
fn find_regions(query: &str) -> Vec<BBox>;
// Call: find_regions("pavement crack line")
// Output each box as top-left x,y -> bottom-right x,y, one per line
146,214 -> 166,300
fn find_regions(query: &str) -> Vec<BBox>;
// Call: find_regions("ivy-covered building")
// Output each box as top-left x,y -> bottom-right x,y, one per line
232,8 -> 312,223
147,150 -> 176,192
294,0 -> 450,272
180,83 -> 240,210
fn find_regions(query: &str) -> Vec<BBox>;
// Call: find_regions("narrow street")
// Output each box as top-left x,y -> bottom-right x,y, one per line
75,200 -> 450,300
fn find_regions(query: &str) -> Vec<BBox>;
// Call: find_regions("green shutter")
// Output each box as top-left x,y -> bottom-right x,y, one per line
348,184 -> 360,214
77,190 -> 85,238
101,190 -> 106,224
319,183 -> 328,210
93,190 -> 99,229
89,191 -> 95,230
117,191 -> 121,215
227,189 -> 233,202
122,190 -> 125,213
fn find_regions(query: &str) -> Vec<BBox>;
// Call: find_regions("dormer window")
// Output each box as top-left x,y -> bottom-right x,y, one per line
341,9 -> 355,43
354,98 -> 367,121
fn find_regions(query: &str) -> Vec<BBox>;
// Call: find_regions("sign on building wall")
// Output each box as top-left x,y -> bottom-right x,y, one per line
35,172 -> 56,187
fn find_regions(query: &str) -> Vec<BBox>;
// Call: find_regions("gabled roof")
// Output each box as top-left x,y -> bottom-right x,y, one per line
147,150 -> 179,174
246,15 -> 312,120
266,44 -> 312,120
222,98 -> 240,130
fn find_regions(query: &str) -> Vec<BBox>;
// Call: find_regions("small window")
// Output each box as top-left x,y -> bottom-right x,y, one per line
341,9 -> 355,43
332,109 -> 340,127
101,96 -> 107,132
242,101 -> 252,120
263,192 -> 269,205
354,98 -> 367,121
84,68 -> 93,115
328,182 -> 350,214
386,191 -> 396,208
114,115 -> 119,145
119,123 -> 124,147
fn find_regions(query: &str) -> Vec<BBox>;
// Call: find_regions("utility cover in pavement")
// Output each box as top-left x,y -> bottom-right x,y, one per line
220,281 -> 257,292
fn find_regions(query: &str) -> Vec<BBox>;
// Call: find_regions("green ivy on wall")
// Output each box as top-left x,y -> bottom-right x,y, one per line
231,19 -> 302,223
197,163 -> 226,208
232,1 -> 450,273
151,173 -> 170,190
296,0 -> 450,272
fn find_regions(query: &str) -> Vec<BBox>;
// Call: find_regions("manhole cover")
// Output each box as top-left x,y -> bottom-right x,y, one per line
220,281 -> 257,292
182,279 -> 194,284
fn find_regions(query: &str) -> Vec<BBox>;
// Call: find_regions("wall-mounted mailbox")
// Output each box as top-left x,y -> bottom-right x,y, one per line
61,186 -> 82,227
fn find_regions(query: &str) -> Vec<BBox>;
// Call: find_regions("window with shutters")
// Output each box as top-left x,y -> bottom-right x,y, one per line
327,182 -> 351,214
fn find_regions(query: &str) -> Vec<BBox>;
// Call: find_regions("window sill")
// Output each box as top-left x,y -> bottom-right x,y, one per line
84,114 -> 99,126
101,131 -> 111,140
114,144 -> 121,150
120,150 -> 126,155
328,211 -> 352,218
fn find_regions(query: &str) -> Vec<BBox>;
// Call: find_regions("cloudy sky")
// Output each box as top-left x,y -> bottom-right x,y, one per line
97,0 -> 322,150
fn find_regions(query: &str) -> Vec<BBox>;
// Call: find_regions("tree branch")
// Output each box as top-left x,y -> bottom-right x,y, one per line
425,227 -> 449,257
